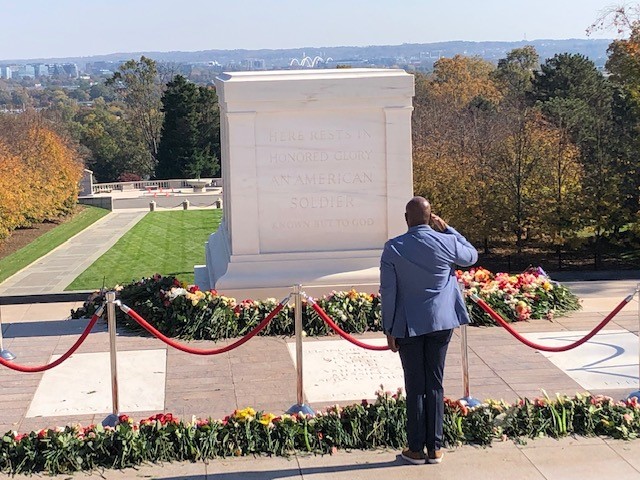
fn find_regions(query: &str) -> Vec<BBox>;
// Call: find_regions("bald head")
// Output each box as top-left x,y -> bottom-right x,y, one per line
405,196 -> 431,228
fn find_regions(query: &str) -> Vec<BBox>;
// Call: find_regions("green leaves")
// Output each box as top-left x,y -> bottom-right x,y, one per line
156,75 -> 220,180
72,270 -> 579,338
2,392 -> 639,476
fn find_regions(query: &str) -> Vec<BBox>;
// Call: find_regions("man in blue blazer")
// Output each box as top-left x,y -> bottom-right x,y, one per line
380,196 -> 478,465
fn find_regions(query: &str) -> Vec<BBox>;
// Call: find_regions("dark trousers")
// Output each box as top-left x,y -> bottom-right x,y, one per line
397,329 -> 453,452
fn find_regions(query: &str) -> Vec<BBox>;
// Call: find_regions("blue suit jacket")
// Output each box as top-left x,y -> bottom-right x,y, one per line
380,224 -> 478,338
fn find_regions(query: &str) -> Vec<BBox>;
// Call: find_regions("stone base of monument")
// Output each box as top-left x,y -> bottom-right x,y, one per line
194,222 -> 381,299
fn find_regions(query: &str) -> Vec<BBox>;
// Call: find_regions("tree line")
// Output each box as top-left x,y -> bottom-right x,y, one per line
20,57 -> 222,183
2,5 -> 639,264
0,114 -> 83,240
412,36 -> 640,265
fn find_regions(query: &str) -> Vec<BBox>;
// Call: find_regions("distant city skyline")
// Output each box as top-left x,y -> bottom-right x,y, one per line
0,0 -> 621,61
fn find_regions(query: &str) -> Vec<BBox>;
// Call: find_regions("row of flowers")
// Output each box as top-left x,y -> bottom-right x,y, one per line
457,266 -> 581,325
2,390 -> 638,475
71,267 -> 580,340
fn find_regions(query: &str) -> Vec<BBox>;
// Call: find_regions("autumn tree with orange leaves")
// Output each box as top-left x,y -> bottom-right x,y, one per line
0,114 -> 83,240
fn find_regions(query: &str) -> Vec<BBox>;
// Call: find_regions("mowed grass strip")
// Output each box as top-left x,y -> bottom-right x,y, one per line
66,209 -> 223,290
0,206 -> 109,284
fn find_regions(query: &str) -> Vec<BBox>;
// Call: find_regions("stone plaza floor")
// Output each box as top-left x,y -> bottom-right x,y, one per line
1,290 -> 640,479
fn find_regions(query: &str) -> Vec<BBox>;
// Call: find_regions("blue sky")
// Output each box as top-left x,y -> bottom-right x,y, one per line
0,0 -> 619,60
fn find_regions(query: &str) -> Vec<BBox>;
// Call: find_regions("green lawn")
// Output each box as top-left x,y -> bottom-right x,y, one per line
66,210 -> 223,290
0,206 -> 109,284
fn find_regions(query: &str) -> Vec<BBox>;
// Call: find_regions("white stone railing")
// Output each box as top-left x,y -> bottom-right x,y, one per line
92,178 -> 222,194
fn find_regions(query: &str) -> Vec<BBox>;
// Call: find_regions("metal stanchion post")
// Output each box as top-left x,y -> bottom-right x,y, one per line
459,324 -> 481,407
102,291 -> 121,426
0,305 -> 16,361
628,284 -> 640,401
287,284 -> 314,415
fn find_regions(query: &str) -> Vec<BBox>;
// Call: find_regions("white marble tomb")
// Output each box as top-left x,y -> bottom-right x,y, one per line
195,69 -> 414,299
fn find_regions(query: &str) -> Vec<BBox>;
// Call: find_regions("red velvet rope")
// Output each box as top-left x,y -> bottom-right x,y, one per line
308,300 -> 390,351
121,301 -> 285,355
0,309 -> 103,373
471,294 -> 633,352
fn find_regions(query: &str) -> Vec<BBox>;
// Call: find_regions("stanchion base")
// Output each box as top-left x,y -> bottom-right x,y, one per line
0,349 -> 16,361
459,396 -> 482,408
627,390 -> 640,401
101,413 -> 120,427
286,403 -> 315,416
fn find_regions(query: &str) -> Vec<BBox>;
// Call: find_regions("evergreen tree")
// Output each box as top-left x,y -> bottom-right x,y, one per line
532,53 -> 622,268
156,75 -> 220,179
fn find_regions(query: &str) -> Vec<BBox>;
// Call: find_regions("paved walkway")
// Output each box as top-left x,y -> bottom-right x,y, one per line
0,187 -> 222,297
0,210 -> 147,296
0,292 -> 639,479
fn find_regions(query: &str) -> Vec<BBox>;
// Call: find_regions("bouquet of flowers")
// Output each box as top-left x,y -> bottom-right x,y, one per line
456,266 -> 580,326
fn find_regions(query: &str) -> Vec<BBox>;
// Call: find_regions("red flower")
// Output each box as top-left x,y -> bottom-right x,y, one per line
142,413 -> 178,425
118,414 -> 130,423
188,285 -> 200,293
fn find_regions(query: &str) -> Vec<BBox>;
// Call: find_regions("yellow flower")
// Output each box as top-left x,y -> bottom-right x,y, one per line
542,281 -> 553,291
234,407 -> 256,422
258,413 -> 276,426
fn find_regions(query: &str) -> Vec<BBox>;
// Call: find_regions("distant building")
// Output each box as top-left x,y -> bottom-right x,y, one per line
31,63 -> 49,77
0,66 -> 11,79
15,64 -> 35,79
47,63 -> 79,78
62,63 -> 79,78
241,58 -> 266,70
85,60 -> 122,76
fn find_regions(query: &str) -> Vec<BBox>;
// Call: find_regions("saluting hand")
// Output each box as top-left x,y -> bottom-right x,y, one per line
430,213 -> 448,232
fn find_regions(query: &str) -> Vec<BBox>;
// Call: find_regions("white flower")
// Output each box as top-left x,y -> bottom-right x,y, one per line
168,287 -> 188,299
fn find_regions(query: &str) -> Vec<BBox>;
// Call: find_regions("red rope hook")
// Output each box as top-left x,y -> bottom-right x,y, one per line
118,297 -> 288,355
306,296 -> 390,351
470,293 -> 634,352
0,305 -> 104,373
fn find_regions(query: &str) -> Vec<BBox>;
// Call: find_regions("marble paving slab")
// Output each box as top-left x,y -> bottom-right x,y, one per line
27,349 -> 166,417
287,338 -> 404,403
521,330 -> 640,390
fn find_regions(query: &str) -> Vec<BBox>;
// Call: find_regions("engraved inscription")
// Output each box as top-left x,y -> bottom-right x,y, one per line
256,113 -> 386,252
271,172 -> 373,186
267,128 -> 371,143
290,195 -> 354,209
287,341 -> 404,403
